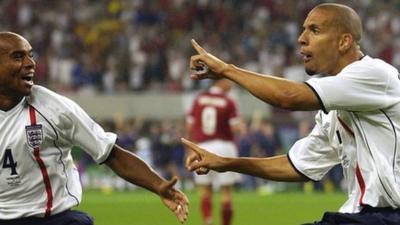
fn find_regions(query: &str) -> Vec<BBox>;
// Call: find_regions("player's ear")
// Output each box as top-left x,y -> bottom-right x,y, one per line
338,33 -> 353,53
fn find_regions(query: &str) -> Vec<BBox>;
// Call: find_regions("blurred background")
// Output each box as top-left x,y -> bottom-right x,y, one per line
2,0 -> 400,224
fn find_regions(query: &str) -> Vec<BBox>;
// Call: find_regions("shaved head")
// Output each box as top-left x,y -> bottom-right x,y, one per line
0,31 -> 35,105
312,3 -> 362,44
0,32 -> 28,53
0,31 -> 25,39
298,3 -> 365,75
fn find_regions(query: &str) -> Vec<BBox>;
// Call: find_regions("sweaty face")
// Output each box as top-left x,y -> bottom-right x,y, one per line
298,8 -> 342,75
0,35 -> 36,98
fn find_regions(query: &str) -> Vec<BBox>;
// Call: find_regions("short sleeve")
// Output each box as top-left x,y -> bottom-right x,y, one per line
59,96 -> 117,164
288,113 -> 341,181
305,57 -> 397,112
29,86 -> 117,164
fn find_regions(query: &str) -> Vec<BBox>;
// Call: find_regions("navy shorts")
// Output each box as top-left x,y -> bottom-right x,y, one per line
0,210 -> 94,225
303,206 -> 400,225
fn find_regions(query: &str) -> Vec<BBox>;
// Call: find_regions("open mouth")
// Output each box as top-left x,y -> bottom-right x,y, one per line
301,52 -> 312,62
22,76 -> 32,81
21,73 -> 34,85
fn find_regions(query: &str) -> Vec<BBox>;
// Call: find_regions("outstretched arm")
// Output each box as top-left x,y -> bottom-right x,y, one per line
189,39 -> 320,111
105,145 -> 189,223
182,138 -> 306,182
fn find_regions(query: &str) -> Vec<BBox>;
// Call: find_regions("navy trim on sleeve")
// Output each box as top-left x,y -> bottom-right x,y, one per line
99,146 -> 115,165
286,153 -> 318,182
99,138 -> 118,165
304,82 -> 328,114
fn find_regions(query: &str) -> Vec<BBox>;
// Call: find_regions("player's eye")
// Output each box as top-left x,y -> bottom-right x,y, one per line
308,25 -> 320,34
12,52 -> 24,59
311,27 -> 320,34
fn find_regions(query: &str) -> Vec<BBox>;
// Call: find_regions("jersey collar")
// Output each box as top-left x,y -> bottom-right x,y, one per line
0,97 -> 26,116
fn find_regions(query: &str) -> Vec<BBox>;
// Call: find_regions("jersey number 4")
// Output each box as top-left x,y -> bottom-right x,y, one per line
2,149 -> 18,175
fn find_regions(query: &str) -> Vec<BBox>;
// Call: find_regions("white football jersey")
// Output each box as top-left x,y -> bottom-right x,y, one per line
0,85 -> 117,219
289,56 -> 400,213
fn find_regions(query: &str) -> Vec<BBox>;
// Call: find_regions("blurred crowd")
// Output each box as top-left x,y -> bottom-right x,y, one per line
4,0 -> 399,192
1,0 -> 400,94
78,116 -> 285,191
76,115 -> 341,193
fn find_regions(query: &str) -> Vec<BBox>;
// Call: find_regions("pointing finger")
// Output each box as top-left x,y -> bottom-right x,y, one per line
191,39 -> 207,55
181,138 -> 202,156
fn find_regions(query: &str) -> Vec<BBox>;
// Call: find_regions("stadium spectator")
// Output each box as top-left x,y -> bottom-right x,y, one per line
253,120 -> 282,158
252,120 -> 283,192
185,3 -> 400,224
235,121 -> 257,190
150,120 -> 181,181
185,78 -> 241,225
1,1 -> 399,93
0,32 -> 188,225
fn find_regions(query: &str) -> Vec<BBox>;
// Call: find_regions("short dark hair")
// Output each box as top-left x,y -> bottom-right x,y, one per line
315,3 -> 362,44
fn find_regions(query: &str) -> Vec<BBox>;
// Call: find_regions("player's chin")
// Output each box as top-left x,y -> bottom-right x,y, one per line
19,82 -> 34,96
15,87 -> 33,97
22,87 -> 33,96
305,67 -> 317,76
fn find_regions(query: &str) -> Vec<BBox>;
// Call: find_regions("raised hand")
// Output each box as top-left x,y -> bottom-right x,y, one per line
159,176 -> 189,223
190,39 -> 229,80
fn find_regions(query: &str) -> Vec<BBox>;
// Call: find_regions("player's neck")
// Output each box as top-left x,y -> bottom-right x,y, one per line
333,49 -> 364,75
0,94 -> 24,111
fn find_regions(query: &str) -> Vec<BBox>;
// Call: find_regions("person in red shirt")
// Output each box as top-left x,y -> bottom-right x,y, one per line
185,78 -> 241,225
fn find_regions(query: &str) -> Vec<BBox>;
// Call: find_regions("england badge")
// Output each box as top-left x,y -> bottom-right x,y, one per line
25,124 -> 43,148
